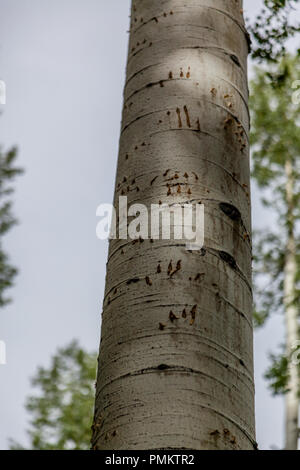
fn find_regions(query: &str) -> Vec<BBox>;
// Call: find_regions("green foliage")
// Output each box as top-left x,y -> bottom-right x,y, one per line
252,231 -> 285,328
250,55 -> 300,232
10,341 -> 97,450
0,147 -> 23,307
250,56 -> 300,395
251,57 -> 300,324
265,344 -> 300,396
250,56 -> 300,195
248,0 -> 300,62
265,349 -> 290,395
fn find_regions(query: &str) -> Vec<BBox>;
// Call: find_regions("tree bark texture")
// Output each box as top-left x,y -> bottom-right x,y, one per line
92,0 -> 256,450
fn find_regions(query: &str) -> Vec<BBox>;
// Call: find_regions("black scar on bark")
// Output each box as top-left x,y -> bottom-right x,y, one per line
219,251 -> 238,271
126,277 -> 140,285
219,202 -> 241,222
230,54 -> 241,67
157,364 -> 170,371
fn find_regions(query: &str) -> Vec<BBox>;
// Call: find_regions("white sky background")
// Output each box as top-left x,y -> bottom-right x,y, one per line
0,0 -> 298,450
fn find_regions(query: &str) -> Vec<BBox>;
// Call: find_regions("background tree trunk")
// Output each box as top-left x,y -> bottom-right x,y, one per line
284,158 -> 299,450
92,0 -> 256,450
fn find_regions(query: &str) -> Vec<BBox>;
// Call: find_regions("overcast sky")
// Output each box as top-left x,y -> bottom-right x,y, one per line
0,0 -> 298,450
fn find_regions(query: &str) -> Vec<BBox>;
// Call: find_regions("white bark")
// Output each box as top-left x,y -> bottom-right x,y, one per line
284,159 -> 299,450
92,0 -> 255,450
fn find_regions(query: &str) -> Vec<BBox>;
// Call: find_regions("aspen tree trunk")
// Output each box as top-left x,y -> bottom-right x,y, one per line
92,0 -> 256,450
284,159 -> 299,450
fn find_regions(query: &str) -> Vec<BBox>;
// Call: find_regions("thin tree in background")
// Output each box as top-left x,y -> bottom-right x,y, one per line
250,55 -> 300,450
0,146 -> 23,307
92,0 -> 255,450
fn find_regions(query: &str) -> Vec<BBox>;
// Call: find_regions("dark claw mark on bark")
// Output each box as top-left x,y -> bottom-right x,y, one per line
176,108 -> 182,128
126,277 -> 140,285
230,54 -> 241,67
157,364 -> 170,371
219,251 -> 238,270
245,31 -> 252,54
219,202 -> 241,221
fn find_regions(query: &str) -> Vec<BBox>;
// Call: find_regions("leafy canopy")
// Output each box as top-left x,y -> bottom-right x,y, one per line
250,55 -> 300,394
248,0 -> 300,62
0,147 -> 23,307
10,341 -> 97,450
